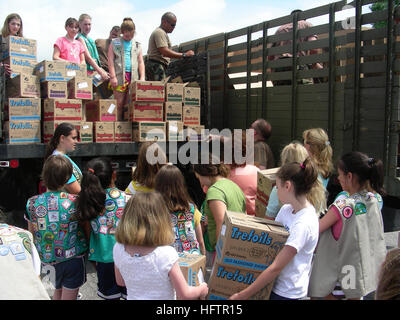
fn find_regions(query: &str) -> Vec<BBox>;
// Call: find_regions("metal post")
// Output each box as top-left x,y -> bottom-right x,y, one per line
262,21 -> 268,120
247,27 -> 252,128
291,12 -> 299,140
328,4 -> 336,144
223,33 -> 229,129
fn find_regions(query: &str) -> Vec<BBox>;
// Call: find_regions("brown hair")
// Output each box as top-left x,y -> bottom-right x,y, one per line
42,155 -> 72,191
252,118 -> 272,141
375,248 -> 400,300
193,153 -> 230,178
121,17 -> 135,33
44,122 -> 79,160
132,142 -> 167,189
155,165 -> 191,212
1,13 -> 23,37
115,192 -> 174,246
65,17 -> 79,28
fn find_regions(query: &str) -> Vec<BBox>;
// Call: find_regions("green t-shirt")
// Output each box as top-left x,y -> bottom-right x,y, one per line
77,33 -> 100,71
203,179 -> 246,250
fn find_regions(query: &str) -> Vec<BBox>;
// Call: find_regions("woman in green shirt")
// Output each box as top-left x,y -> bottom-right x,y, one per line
77,14 -> 109,81
193,156 -> 246,257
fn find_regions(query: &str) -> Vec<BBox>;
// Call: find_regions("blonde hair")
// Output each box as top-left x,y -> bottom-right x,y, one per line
1,13 -> 23,37
78,13 -> 91,23
280,141 -> 309,166
375,248 -> 400,300
303,128 -> 333,179
115,192 -> 174,246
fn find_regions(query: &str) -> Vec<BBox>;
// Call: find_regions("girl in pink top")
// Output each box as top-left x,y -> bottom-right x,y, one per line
53,17 -> 85,64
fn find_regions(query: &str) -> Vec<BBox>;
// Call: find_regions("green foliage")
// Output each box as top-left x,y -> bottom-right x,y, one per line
369,0 -> 400,28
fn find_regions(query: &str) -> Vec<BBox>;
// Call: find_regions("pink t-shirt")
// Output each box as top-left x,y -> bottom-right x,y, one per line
54,37 -> 85,63
229,164 -> 259,215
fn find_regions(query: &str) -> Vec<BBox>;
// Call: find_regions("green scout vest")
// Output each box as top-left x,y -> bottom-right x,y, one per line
308,190 -> 387,298
171,203 -> 200,255
77,33 -> 101,72
111,37 -> 141,86
89,188 -> 131,263
26,192 -> 88,263
0,224 -> 50,299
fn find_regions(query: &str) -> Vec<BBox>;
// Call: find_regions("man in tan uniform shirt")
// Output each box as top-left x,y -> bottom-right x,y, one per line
146,12 -> 194,81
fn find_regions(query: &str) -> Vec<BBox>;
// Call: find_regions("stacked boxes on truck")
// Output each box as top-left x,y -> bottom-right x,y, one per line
207,211 -> 289,300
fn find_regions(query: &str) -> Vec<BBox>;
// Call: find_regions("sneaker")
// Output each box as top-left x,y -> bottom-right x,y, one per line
77,292 -> 83,300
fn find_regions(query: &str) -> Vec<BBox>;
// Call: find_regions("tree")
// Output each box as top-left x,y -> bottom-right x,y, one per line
370,0 -> 400,28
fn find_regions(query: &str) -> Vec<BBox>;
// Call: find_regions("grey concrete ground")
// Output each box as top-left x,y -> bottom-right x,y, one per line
43,231 -> 399,300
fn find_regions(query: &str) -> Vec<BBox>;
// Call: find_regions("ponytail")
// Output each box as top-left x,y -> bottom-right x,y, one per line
76,157 -> 113,221
368,158 -> 386,196
44,122 -> 77,160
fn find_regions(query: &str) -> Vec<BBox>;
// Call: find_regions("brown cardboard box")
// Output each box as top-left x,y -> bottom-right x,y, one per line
183,86 -> 201,106
166,121 -> 184,141
1,36 -> 37,60
79,121 -> 93,143
41,81 -> 68,99
256,168 -> 279,218
6,74 -> 40,98
88,72 -> 104,87
215,211 -> 289,272
85,99 -> 117,122
5,98 -> 41,121
129,102 -> 163,122
164,101 -> 182,121
64,62 -> 87,79
114,122 -> 132,142
43,98 -> 82,122
4,120 -> 41,144
43,120 -> 81,144
35,60 -> 67,82
68,77 -> 93,100
207,262 -> 273,300
132,121 -> 166,142
130,80 -> 165,102
184,125 -> 206,141
94,122 -> 114,143
178,252 -> 206,287
183,106 -> 201,126
165,83 -> 185,102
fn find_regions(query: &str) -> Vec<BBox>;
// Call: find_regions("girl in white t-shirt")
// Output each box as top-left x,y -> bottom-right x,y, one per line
113,192 -> 208,300
230,158 -> 320,300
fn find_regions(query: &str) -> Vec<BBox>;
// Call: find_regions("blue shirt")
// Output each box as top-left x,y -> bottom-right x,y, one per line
123,40 -> 132,72
52,151 -> 82,185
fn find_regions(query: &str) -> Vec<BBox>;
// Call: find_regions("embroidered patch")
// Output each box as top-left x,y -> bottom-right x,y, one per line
355,202 -> 367,215
35,205 -> 48,218
61,200 -> 71,210
342,206 -> 353,219
109,189 -> 121,199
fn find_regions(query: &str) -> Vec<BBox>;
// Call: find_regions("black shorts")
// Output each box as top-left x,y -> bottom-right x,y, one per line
96,262 -> 127,300
53,256 -> 87,290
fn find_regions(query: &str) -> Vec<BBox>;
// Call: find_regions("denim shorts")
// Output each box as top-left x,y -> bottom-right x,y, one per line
53,256 -> 87,290
96,262 -> 127,300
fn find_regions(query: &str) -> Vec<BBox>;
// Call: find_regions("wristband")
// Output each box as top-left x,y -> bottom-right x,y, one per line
182,52 -> 187,59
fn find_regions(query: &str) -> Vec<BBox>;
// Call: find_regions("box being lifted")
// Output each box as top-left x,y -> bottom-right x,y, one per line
1,36 -> 37,60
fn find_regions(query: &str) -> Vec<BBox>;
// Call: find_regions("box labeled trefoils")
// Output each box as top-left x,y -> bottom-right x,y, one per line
4,120 -> 41,144
178,252 -> 206,287
1,36 -> 37,60
5,98 -> 41,121
215,211 -> 289,272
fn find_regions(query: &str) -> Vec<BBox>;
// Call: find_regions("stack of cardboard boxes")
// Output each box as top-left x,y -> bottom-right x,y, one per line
207,211 -> 289,300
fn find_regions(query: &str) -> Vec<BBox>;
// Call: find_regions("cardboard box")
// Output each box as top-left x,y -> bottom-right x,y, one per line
256,168 -> 279,218
114,122 -> 132,142
64,62 -> 87,79
40,81 -> 68,99
132,121 -> 166,142
183,106 -> 201,126
165,83 -> 185,102
42,120 -> 81,144
4,56 -> 36,78
79,121 -> 93,143
184,125 -> 206,141
166,121 -> 184,141
4,120 -> 41,144
5,98 -> 41,121
88,72 -> 104,87
215,211 -> 288,272
85,99 -> 117,122
6,74 -> 40,98
164,101 -> 182,121
1,36 -> 37,60
68,77 -> 93,100
183,86 -> 201,106
94,122 -> 114,143
178,252 -> 206,287
35,60 -> 67,82
43,98 -> 82,121
130,80 -> 165,102
207,261 -> 273,300
129,102 -> 163,122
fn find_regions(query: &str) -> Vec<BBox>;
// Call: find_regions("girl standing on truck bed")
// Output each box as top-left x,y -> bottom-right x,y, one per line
1,13 -> 23,76
44,122 -> 82,194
